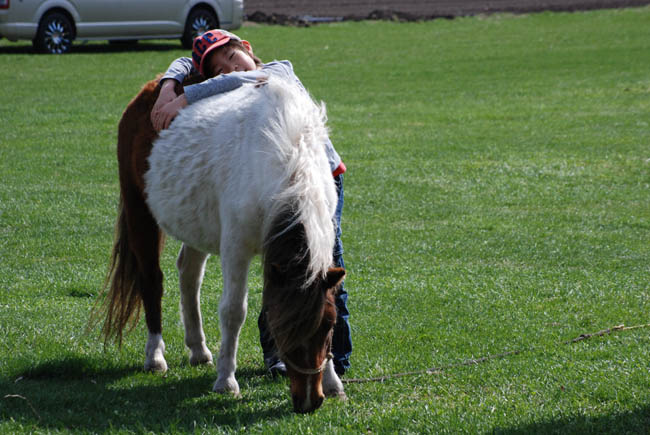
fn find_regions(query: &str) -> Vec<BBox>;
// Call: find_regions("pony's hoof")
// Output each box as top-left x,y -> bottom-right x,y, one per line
324,388 -> 346,399
144,358 -> 168,373
213,377 -> 241,398
145,333 -> 167,372
326,390 -> 347,401
189,348 -> 213,366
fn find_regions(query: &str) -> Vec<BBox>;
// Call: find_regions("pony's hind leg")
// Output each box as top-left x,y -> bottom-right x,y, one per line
131,206 -> 167,373
177,244 -> 213,366
122,185 -> 167,372
213,246 -> 252,396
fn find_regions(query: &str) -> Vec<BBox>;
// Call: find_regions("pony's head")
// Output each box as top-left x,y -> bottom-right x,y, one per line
265,264 -> 345,413
263,213 -> 345,413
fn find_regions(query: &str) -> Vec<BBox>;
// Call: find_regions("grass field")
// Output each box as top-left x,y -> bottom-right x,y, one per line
1,6 -> 649,433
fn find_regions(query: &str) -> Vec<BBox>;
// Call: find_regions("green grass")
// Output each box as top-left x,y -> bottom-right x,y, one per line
1,6 -> 650,433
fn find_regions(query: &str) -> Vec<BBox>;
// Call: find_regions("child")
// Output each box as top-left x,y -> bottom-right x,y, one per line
151,29 -> 352,378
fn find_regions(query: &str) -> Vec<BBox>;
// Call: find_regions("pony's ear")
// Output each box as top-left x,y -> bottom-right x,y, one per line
324,267 -> 346,291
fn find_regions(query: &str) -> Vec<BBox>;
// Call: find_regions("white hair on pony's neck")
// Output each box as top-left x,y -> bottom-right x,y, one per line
261,76 -> 337,286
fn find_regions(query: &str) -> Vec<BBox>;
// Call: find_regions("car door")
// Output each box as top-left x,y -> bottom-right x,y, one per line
114,0 -> 186,36
70,0 -> 126,37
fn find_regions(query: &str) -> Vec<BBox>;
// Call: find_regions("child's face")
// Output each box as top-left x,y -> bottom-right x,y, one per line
206,45 -> 258,77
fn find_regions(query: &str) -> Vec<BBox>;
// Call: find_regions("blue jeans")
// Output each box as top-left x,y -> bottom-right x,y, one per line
259,173 -> 352,375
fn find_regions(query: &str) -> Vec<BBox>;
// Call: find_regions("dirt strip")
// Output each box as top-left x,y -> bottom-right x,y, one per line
244,0 -> 650,23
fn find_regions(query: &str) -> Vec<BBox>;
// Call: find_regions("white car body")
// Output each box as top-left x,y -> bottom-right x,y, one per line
0,0 -> 242,45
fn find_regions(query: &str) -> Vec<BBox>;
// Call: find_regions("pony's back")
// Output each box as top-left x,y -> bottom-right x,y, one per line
144,76 -> 336,280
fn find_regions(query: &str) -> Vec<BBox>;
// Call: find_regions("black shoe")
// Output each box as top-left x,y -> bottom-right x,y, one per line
265,357 -> 287,378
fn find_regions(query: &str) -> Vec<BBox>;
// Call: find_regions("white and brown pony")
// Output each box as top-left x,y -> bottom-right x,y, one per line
95,74 -> 345,413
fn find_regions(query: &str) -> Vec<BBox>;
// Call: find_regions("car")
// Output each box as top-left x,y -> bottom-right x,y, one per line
0,0 -> 243,53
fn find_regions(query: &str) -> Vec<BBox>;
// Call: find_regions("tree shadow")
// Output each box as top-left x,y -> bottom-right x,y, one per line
494,407 -> 650,434
1,356 -> 292,432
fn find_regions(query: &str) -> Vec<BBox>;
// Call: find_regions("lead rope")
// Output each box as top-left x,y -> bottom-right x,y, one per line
283,352 -> 333,375
341,323 -> 650,384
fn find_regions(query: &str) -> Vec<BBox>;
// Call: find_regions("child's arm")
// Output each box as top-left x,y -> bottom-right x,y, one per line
183,70 -> 266,104
161,57 -> 195,83
152,57 -> 195,131
153,70 -> 268,131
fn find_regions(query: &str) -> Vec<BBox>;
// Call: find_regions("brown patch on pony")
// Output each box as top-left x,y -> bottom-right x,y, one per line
262,207 -> 345,357
89,73 -> 203,345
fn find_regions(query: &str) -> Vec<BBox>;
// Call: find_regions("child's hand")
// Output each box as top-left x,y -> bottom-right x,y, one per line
151,79 -> 178,131
152,94 -> 188,132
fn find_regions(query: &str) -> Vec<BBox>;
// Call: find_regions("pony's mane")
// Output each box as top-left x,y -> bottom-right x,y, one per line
262,210 -> 329,354
259,77 -> 337,355
261,77 -> 336,287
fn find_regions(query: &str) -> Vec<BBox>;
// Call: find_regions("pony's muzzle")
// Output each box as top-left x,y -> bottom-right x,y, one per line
292,393 -> 324,414
290,371 -> 326,413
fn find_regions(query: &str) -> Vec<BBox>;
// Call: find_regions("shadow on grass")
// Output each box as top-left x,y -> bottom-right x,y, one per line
1,356 -> 292,431
0,41 -> 182,55
494,408 -> 650,433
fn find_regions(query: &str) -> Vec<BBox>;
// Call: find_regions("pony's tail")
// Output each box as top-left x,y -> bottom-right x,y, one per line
90,198 -> 143,346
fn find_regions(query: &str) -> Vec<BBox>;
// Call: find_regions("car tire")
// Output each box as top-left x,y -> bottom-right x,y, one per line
181,7 -> 218,49
33,11 -> 74,54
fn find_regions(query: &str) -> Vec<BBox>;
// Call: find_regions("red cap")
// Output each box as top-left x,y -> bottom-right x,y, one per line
192,29 -> 245,76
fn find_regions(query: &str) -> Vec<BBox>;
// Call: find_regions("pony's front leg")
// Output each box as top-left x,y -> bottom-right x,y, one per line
177,244 -> 213,366
322,360 -> 346,399
213,250 -> 251,396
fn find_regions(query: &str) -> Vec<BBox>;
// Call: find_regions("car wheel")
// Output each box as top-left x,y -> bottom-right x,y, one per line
33,11 -> 74,54
181,7 -> 218,49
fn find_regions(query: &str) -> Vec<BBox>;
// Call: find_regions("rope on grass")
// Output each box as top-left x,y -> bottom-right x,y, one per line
341,323 -> 650,384
3,394 -> 42,421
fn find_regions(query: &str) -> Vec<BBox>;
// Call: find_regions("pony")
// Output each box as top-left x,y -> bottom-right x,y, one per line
95,74 -> 346,413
